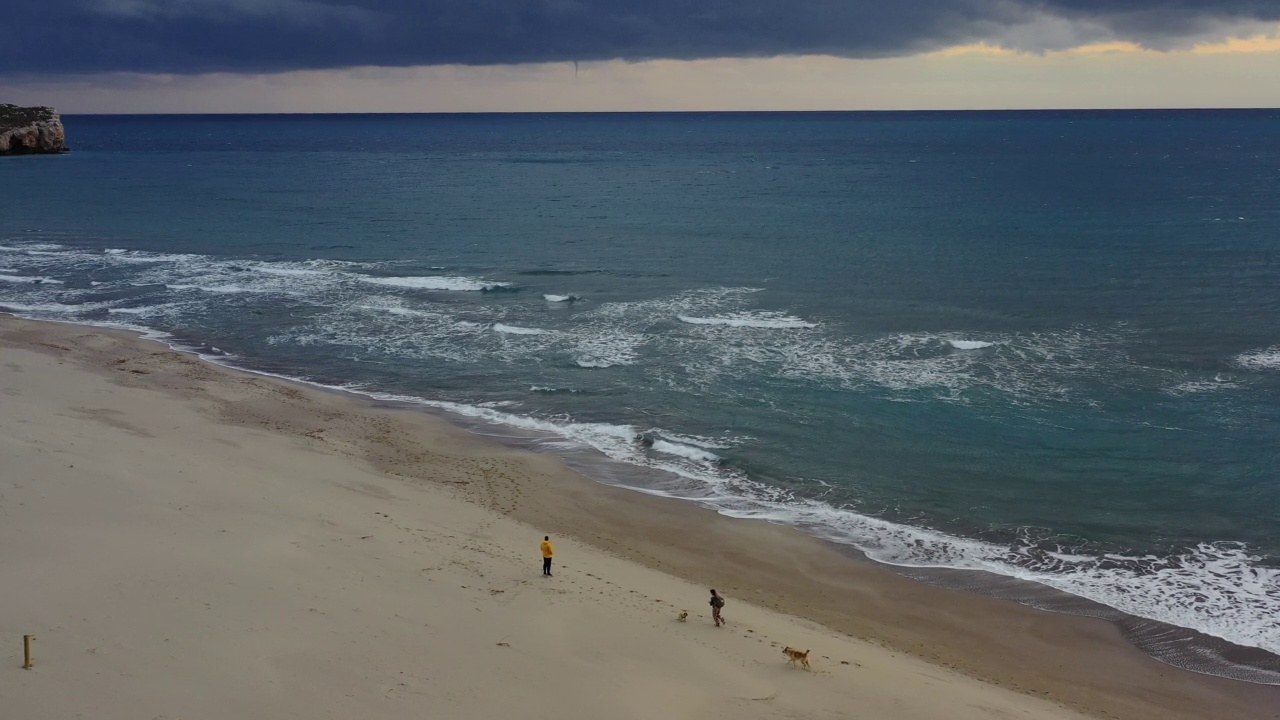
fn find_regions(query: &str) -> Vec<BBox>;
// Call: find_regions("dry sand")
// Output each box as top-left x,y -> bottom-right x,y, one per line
0,315 -> 1275,720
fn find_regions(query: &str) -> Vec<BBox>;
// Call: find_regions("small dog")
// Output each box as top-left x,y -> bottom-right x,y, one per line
677,610 -> 688,622
782,646 -> 811,670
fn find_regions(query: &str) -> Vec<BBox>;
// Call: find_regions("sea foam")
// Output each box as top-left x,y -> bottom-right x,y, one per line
252,266 -> 327,276
166,284 -> 274,294
678,312 -> 816,329
0,274 -> 63,284
651,439 -> 720,463
1236,347 -> 1280,371
360,275 -> 511,291
493,323 -> 550,335
948,339 -> 993,350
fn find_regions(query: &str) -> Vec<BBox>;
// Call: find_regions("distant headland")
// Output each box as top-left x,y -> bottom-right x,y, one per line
0,104 -> 67,154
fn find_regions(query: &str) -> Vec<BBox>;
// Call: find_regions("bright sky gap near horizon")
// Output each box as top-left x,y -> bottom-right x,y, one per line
4,1 -> 1280,112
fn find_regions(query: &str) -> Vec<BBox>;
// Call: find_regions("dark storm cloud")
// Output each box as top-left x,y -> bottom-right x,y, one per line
1041,0 -> 1280,39
5,0 -> 1280,75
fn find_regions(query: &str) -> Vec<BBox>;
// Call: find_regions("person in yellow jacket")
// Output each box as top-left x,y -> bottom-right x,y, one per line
540,536 -> 554,576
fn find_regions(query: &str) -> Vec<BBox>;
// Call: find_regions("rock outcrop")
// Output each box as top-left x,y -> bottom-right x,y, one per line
0,104 -> 67,154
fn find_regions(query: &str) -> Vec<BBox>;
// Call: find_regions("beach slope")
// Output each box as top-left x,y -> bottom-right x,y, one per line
0,315 -> 1271,719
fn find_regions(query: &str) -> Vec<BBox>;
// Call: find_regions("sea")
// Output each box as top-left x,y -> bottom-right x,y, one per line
2,111 -> 1278,681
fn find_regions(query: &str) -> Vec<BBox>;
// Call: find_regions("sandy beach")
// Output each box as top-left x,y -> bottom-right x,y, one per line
1,314 -> 1276,720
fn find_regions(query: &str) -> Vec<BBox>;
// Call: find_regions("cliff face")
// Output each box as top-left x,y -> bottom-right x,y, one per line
0,105 -> 67,154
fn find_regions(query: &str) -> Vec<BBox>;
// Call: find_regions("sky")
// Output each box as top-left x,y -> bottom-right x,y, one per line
3,0 -> 1280,112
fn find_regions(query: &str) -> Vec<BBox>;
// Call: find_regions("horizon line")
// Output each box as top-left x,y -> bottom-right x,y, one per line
56,106 -> 1280,117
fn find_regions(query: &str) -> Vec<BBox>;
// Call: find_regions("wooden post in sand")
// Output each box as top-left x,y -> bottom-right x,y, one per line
22,635 -> 32,669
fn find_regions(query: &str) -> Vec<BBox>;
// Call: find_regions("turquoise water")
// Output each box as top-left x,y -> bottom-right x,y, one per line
2,111 -> 1278,672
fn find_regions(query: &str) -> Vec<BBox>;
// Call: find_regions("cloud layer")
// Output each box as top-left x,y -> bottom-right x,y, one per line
6,0 -> 1280,75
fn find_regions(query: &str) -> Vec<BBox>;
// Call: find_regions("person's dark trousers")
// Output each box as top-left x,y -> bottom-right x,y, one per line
543,557 -> 552,575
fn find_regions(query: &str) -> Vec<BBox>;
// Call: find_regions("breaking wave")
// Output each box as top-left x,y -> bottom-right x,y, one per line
0,274 -> 63,284
359,275 -> 511,291
492,323 -> 550,335
1237,347 -> 1280,371
678,312 -> 816,329
949,339 -> 994,350
650,439 -> 720,463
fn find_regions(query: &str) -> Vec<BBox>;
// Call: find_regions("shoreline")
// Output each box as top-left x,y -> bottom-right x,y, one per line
29,310 -> 1280,683
413,397 -> 1280,685
3,314 -> 1278,718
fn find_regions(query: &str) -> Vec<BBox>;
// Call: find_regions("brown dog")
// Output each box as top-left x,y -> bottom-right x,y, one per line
782,646 -> 811,670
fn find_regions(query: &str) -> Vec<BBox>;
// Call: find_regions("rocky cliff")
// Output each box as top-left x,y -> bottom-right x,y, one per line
0,104 -> 67,154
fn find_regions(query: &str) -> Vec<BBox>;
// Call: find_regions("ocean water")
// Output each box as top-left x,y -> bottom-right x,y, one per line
2,111 -> 1279,678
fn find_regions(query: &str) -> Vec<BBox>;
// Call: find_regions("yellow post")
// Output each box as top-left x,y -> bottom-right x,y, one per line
22,635 -> 32,669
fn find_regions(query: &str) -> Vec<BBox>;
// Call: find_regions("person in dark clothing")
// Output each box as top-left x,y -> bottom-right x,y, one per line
709,589 -> 726,627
